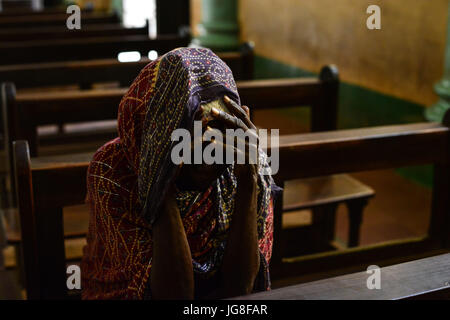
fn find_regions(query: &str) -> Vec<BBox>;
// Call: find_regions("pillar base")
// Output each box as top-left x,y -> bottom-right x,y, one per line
425,99 -> 450,122
426,80 -> 450,122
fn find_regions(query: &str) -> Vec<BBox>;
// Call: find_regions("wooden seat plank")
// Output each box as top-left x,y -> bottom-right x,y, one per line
232,253 -> 450,300
284,174 -> 374,210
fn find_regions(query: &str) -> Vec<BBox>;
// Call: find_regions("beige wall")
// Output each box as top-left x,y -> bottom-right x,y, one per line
191,0 -> 448,106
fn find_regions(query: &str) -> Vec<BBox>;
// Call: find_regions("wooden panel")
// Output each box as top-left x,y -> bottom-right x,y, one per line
232,253 -> 450,300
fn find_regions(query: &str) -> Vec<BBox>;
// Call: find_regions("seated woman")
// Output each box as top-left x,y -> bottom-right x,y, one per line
81,47 -> 277,300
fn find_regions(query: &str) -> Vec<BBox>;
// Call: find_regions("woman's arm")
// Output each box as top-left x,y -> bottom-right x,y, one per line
218,164 -> 260,298
150,187 -> 194,300
207,96 -> 263,298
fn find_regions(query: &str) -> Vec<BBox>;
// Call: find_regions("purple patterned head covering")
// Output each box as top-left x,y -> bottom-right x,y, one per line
134,47 -> 240,225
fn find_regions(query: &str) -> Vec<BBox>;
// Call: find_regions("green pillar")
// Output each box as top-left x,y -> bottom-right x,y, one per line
426,1 -> 450,122
191,0 -> 240,52
111,0 -> 123,18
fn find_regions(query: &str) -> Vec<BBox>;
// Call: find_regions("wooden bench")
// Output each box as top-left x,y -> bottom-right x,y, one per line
0,45 -> 255,89
0,22 -> 150,42
0,0 -> 35,11
283,174 -> 374,255
232,253 -> 450,300
12,117 -> 450,299
3,67 -> 372,254
0,11 -> 120,28
0,34 -> 190,65
5,70 -> 336,157
0,6 -> 87,16
269,118 -> 450,281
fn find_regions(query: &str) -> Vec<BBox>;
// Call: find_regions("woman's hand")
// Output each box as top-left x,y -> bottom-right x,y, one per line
208,95 -> 259,180
208,96 -> 261,297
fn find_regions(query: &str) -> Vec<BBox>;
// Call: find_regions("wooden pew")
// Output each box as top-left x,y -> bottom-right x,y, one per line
2,68 -> 344,254
0,0 -> 34,11
0,11 -> 119,28
232,253 -> 450,300
12,118 -> 450,299
5,71 -> 336,156
269,120 -> 450,280
0,44 -> 255,89
0,22 -> 149,42
4,66 -> 373,259
0,6 -> 93,17
0,34 -> 190,65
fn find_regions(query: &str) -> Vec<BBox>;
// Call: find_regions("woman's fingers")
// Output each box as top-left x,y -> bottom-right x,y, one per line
242,105 -> 250,118
223,95 -> 248,120
186,126 -> 259,165
223,96 -> 256,130
211,106 -> 249,131
205,128 -> 259,165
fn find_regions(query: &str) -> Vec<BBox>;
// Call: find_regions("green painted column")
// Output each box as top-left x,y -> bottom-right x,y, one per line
426,1 -> 450,122
111,0 -> 123,18
191,0 -> 240,52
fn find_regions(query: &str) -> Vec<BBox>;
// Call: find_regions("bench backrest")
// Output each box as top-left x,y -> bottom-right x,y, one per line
4,65 -> 338,156
0,11 -> 120,28
0,34 -> 190,65
13,117 -> 450,299
0,22 -> 149,42
0,44 -> 255,89
0,6 -> 88,16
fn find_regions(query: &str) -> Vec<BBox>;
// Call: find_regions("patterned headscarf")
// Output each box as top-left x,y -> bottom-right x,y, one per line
81,48 -> 274,299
